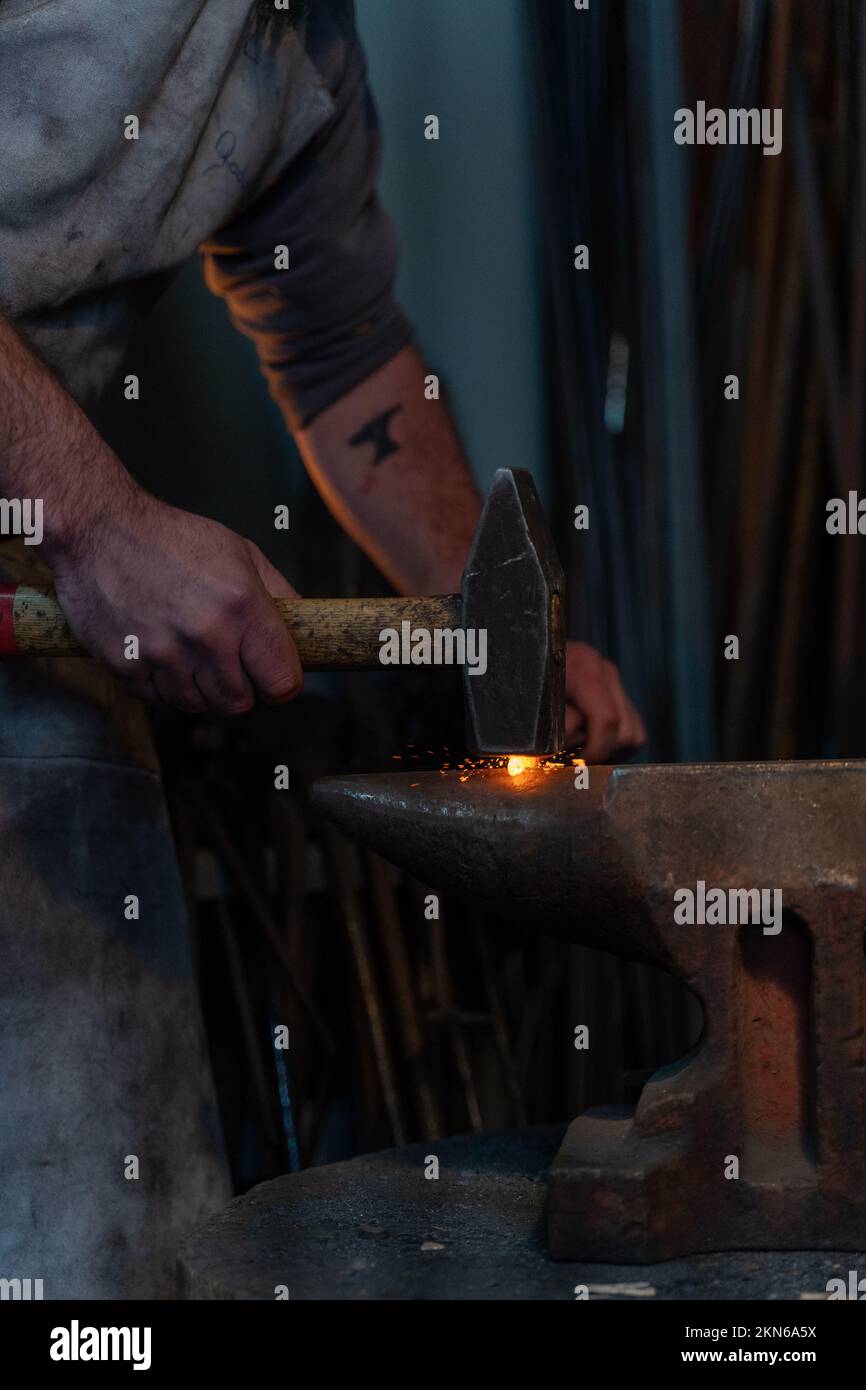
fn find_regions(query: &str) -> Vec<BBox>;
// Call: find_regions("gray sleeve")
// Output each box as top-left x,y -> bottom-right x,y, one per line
200,12 -> 413,430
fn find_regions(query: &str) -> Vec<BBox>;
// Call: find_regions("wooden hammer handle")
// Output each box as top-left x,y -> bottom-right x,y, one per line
0,585 -> 463,669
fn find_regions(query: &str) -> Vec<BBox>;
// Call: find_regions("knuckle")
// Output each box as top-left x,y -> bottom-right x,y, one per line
219,585 -> 254,622
227,596 -> 252,626
192,596 -> 251,646
190,615 -> 227,650
149,641 -> 182,669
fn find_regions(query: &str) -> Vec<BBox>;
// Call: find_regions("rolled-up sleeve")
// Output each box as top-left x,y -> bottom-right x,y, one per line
200,8 -> 413,430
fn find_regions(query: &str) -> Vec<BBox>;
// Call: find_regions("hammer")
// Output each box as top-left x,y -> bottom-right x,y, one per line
0,469 -> 566,755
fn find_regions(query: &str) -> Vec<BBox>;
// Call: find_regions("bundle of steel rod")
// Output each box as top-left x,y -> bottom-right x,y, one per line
529,0 -> 862,758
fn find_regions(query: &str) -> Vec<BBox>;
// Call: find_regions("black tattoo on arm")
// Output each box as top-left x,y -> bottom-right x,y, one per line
348,405 -> 403,464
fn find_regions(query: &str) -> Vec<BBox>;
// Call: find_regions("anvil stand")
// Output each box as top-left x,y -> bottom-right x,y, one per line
179,760 -> 866,1299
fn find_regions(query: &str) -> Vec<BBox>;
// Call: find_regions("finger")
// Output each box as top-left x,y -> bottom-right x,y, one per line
564,702 -> 585,746
568,653 -> 618,761
239,603 -> 303,706
193,661 -> 255,716
602,660 -> 634,751
600,660 -> 650,754
582,715 -> 618,762
245,542 -> 299,600
600,663 -> 646,750
242,547 -> 303,703
564,642 -> 615,758
150,667 -> 208,714
580,682 -> 619,762
621,696 -> 647,749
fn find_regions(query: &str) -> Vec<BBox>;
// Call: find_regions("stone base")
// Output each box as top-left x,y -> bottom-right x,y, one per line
178,1126 -> 862,1300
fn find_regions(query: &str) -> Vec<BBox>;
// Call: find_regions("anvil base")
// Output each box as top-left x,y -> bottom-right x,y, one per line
549,1102 -> 866,1263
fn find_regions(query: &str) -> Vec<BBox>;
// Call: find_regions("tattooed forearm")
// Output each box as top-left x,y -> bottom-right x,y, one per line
347,404 -> 403,464
297,344 -> 481,593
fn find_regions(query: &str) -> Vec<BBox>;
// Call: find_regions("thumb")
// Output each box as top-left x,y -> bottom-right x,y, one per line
240,541 -> 303,704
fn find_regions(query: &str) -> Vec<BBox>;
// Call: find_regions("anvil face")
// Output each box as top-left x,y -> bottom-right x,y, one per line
313,759 -> 866,1261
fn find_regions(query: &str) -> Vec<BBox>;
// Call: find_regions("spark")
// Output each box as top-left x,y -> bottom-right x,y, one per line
441,752 -> 584,777
391,744 -> 585,778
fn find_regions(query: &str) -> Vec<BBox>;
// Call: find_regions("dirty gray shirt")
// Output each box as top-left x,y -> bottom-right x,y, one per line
0,0 -> 412,425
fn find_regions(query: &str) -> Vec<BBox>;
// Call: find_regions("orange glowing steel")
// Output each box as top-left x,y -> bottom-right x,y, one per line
507,756 -> 535,777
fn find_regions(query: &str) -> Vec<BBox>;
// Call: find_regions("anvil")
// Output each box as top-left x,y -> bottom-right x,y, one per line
313,758 -> 866,1262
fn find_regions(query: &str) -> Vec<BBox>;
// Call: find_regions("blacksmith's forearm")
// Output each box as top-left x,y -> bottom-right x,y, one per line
296,345 -> 482,595
0,313 -> 135,564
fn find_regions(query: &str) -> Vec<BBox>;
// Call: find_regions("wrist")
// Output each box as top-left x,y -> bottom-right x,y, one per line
39,460 -> 145,571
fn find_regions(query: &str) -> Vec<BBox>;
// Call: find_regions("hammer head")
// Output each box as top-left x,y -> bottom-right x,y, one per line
461,468 -> 565,755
